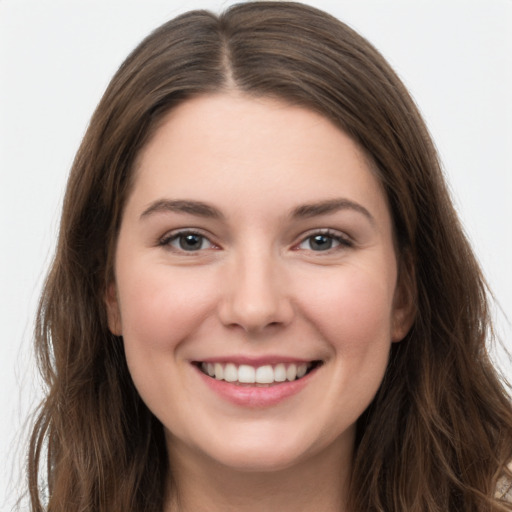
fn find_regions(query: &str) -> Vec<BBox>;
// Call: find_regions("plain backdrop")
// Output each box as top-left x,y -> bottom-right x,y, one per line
1,0 -> 511,508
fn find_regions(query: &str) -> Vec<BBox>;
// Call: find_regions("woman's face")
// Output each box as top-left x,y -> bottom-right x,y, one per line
107,93 -> 412,473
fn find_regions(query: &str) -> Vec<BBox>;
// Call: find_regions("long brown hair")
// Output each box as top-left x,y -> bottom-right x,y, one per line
28,2 -> 512,511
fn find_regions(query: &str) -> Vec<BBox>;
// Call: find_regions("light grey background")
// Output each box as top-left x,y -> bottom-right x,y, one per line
1,1 -> 511,509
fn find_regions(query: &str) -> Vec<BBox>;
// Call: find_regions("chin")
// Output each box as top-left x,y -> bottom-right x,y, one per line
174,422 -> 344,475
206,443 -> 310,473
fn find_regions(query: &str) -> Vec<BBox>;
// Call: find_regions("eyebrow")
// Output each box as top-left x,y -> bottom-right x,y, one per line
290,198 -> 375,224
140,199 -> 224,220
139,197 -> 374,224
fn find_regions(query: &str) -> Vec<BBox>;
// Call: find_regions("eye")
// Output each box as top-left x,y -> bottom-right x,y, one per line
160,231 -> 215,252
297,231 -> 352,252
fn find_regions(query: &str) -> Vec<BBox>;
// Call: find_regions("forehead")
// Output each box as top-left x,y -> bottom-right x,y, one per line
127,93 -> 390,225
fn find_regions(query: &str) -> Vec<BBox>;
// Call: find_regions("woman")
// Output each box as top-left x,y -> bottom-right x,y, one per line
27,2 -> 512,511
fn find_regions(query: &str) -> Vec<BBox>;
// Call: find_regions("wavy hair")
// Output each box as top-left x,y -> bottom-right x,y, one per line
28,2 -> 512,511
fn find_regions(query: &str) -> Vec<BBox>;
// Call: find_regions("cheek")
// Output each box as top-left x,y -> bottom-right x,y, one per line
116,264 -> 220,414
306,266 -> 397,416
299,264 -> 396,353
117,264 -> 218,353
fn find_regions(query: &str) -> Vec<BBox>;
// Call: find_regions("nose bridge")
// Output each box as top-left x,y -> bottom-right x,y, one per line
219,242 -> 293,332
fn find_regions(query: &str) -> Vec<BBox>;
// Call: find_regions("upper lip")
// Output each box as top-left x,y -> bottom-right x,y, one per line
192,356 -> 320,366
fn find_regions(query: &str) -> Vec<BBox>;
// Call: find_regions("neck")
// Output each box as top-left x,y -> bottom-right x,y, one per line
164,437 -> 352,512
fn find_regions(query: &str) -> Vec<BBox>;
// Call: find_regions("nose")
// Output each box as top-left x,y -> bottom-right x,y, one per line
217,248 -> 294,334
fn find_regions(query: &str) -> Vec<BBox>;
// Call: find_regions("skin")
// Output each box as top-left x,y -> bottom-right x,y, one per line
106,93 -> 414,511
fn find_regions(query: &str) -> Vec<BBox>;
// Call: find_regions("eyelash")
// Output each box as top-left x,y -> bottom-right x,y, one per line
158,229 -> 216,253
295,229 -> 354,252
158,229 -> 353,253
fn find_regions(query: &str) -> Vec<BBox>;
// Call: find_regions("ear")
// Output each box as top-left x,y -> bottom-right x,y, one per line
391,251 -> 416,342
105,281 -> 123,336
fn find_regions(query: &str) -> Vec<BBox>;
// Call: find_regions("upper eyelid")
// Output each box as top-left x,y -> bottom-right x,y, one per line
295,228 -> 352,242
160,227 -> 213,241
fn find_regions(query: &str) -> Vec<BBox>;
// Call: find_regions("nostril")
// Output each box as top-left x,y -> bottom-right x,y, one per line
217,272 -> 294,332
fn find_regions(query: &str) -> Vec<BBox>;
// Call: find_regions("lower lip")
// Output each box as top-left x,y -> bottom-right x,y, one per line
195,366 -> 318,408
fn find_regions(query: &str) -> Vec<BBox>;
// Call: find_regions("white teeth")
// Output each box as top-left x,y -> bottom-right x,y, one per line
274,363 -> 287,382
286,364 -> 297,381
238,364 -> 255,383
255,365 -> 274,384
200,361 -> 316,384
224,363 -> 237,382
214,363 -> 224,380
297,363 -> 307,378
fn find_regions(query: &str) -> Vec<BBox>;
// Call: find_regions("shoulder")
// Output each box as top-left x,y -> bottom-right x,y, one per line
495,462 -> 512,502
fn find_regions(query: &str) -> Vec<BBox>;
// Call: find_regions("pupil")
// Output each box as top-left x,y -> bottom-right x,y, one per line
180,234 -> 202,251
310,235 -> 332,251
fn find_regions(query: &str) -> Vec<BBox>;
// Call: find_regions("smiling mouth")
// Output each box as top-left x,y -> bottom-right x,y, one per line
195,361 -> 323,386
